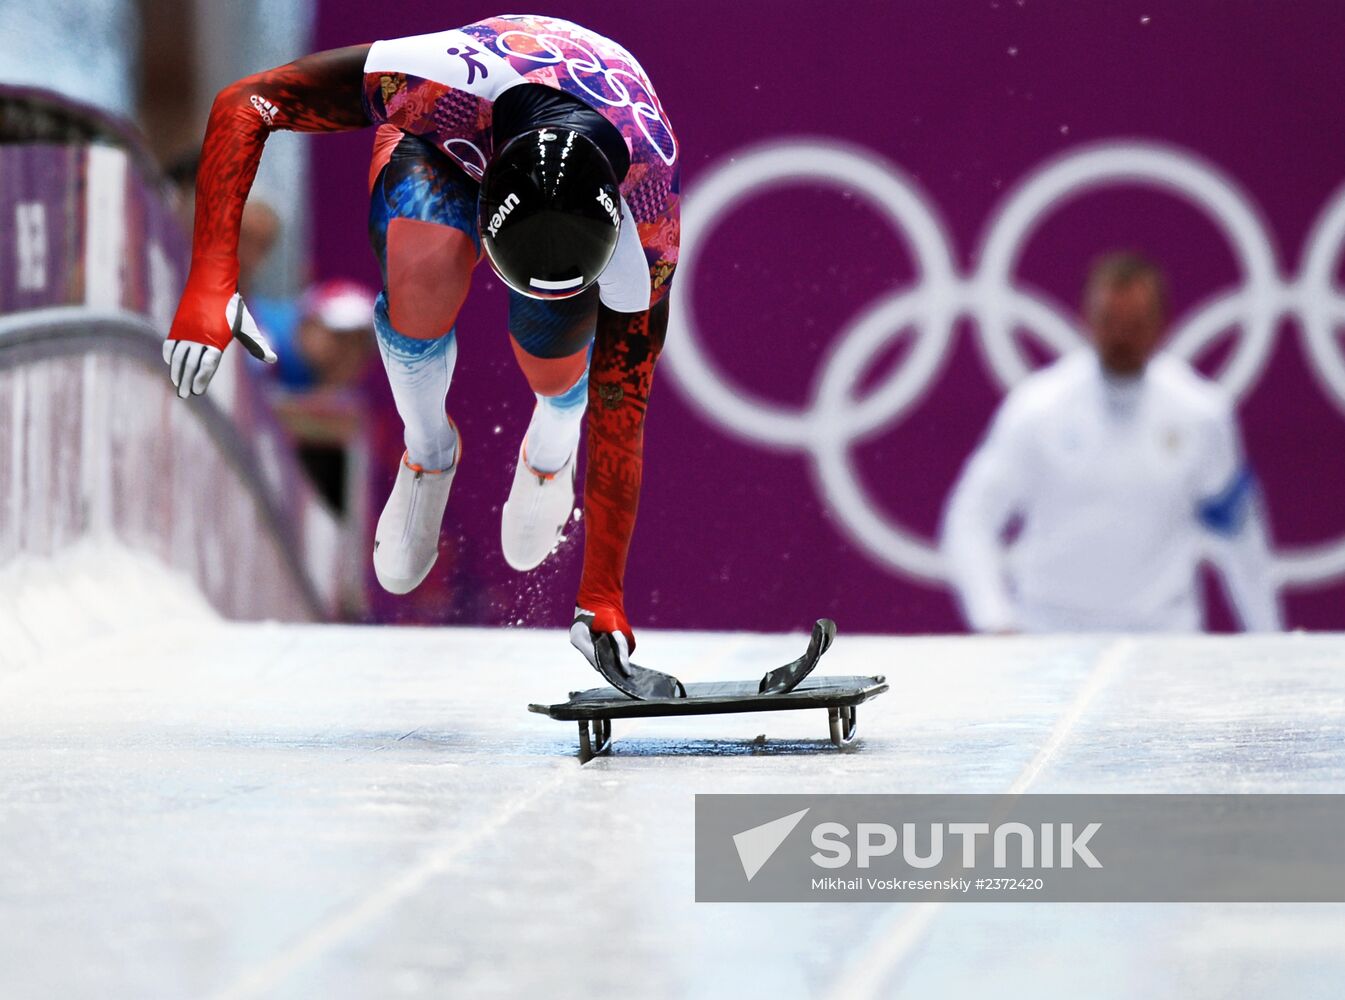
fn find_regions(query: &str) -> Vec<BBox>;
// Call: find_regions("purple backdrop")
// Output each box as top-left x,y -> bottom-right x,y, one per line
311,1 -> 1345,633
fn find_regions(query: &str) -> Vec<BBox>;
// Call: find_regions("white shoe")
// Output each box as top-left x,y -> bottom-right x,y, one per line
501,442 -> 577,571
373,431 -> 460,595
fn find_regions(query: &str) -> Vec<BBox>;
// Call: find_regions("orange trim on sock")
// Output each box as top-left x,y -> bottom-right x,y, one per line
404,416 -> 462,474
521,440 -> 562,481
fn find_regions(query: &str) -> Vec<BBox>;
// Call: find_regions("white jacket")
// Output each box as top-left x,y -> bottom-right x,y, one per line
941,351 -> 1282,633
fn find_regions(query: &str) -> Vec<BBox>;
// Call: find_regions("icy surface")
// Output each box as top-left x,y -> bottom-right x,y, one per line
0,538 -> 219,674
1,618 -> 1343,998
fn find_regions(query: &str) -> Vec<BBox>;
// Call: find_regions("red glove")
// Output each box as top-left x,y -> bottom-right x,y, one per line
573,602 -> 635,653
163,287 -> 275,398
569,603 -> 636,681
169,259 -> 237,353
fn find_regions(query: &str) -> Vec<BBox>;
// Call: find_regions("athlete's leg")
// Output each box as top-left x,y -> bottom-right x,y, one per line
368,128 -> 479,470
507,287 -> 600,473
366,129 -> 479,593
498,288 -> 599,570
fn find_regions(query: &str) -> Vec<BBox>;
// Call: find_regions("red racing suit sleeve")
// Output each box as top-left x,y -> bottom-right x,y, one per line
168,46 -> 372,351
576,297 -> 670,652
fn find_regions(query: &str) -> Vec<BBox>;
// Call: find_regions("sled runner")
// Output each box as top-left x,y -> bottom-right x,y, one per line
530,674 -> 889,763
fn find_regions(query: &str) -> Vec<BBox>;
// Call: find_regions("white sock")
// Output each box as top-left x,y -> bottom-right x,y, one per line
524,378 -> 587,474
373,293 -> 459,470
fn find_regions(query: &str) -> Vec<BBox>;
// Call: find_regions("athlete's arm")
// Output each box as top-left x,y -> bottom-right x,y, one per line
1204,487 -> 1282,631
1195,410 -> 1283,631
165,45 -> 372,397
940,398 -> 1033,633
574,298 -> 669,652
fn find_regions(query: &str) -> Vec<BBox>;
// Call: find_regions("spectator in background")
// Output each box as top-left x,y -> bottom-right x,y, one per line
270,279 -> 378,391
941,251 -> 1282,633
265,279 -> 380,515
237,199 -> 281,296
162,149 -> 201,231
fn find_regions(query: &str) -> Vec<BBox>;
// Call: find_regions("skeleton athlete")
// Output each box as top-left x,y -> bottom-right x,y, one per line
165,15 -> 680,683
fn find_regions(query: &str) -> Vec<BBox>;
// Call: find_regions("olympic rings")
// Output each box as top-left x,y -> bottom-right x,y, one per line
493,29 -> 677,165
665,139 -> 1345,587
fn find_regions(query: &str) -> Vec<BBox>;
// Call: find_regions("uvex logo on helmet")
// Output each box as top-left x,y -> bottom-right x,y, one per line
479,127 -> 622,300
596,188 -> 620,227
486,192 -> 520,238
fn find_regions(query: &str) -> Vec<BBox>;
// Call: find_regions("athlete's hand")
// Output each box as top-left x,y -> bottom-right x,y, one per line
163,291 -> 276,399
569,603 -> 636,673
569,604 -> 685,699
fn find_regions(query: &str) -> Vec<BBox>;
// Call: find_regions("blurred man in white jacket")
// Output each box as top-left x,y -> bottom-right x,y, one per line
941,252 -> 1282,633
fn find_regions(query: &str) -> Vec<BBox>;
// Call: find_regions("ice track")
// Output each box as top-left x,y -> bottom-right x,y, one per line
2,605 -> 1344,998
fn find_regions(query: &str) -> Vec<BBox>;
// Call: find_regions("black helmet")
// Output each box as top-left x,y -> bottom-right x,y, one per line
479,127 -> 623,300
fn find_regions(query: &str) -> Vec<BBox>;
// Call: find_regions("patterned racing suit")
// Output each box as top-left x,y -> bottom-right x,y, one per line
168,15 -> 680,648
